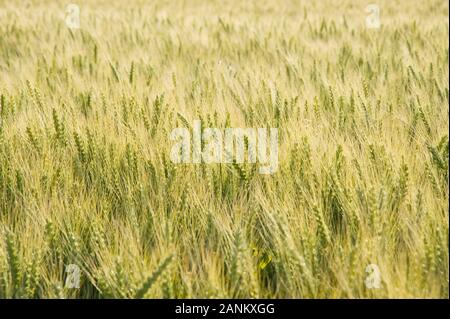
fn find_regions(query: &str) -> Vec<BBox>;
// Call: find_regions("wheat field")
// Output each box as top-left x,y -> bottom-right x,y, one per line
0,0 -> 448,299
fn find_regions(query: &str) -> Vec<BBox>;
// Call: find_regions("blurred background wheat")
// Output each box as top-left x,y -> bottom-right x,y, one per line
0,0 -> 448,298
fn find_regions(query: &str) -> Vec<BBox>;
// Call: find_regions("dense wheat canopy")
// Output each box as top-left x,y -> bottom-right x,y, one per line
0,0 -> 448,298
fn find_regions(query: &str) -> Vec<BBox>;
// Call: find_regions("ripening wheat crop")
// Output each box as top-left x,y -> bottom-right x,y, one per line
0,0 -> 448,298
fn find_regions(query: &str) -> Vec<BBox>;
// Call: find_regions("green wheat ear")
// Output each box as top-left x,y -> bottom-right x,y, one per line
5,232 -> 21,296
52,108 -> 66,146
26,126 -> 41,154
134,254 -> 174,299
177,112 -> 190,129
73,132 -> 86,163
129,61 -> 135,84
